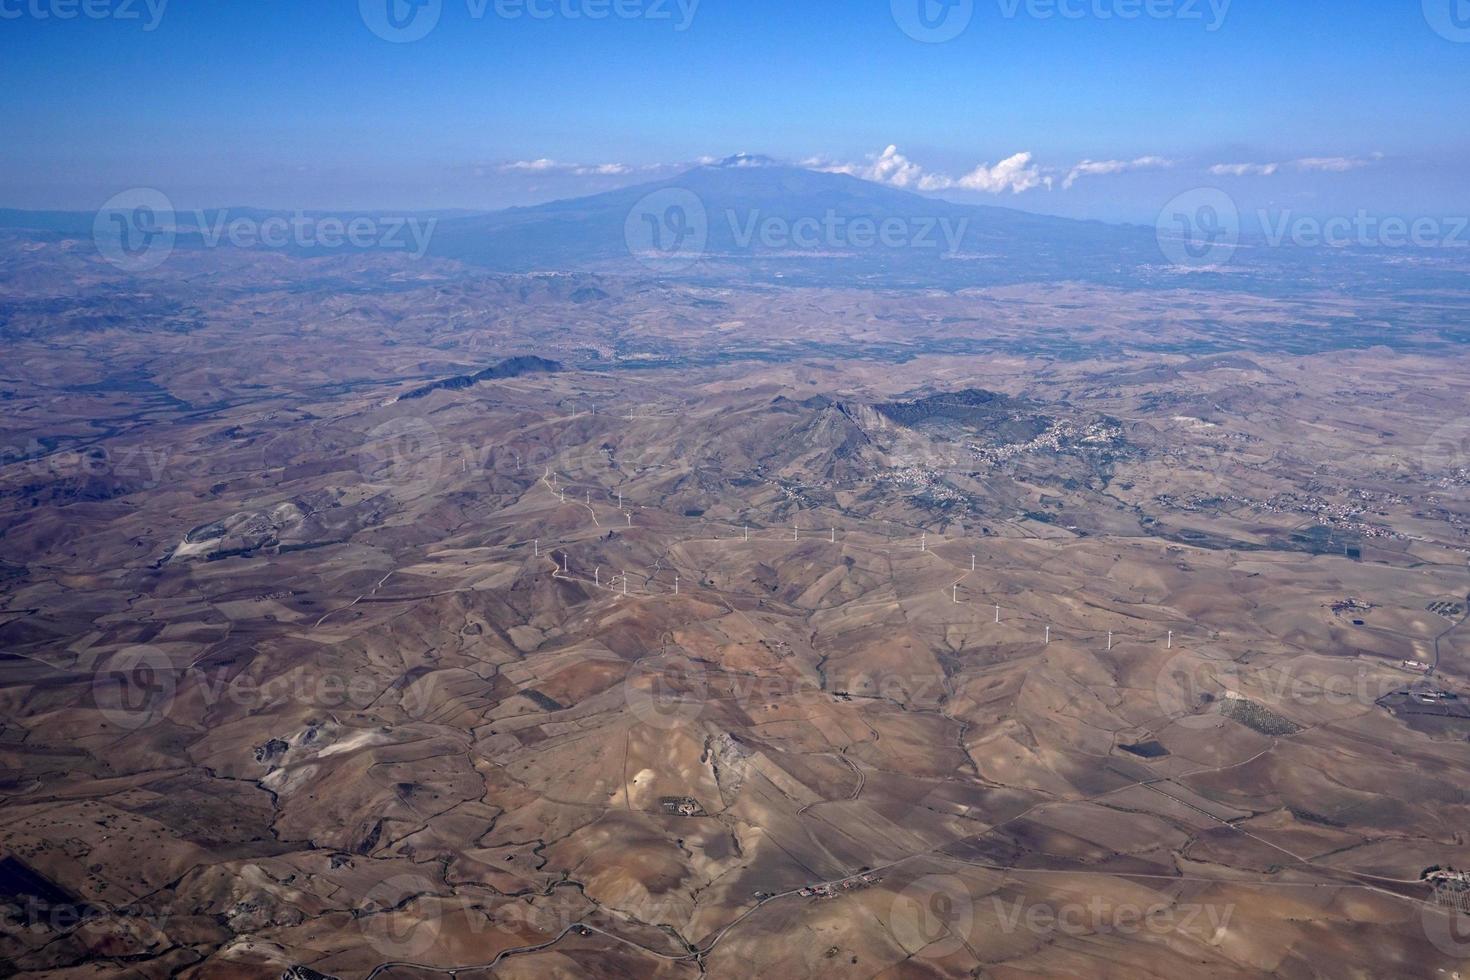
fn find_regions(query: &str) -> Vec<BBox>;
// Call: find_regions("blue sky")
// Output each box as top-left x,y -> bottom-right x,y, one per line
2,0 -> 1467,222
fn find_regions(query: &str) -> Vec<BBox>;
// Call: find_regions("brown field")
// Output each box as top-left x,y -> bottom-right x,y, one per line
2,245 -> 1470,977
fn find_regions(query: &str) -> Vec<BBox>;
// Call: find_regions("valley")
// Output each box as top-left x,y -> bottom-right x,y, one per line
2,235 -> 1470,976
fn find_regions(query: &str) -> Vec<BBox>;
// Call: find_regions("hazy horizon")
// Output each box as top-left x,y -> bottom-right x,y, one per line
3,1 -> 1468,223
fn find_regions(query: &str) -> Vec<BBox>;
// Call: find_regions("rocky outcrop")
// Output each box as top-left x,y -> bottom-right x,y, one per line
397,355 -> 562,401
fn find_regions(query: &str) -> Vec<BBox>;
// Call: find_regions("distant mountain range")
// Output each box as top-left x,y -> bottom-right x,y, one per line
422,156 -> 1162,287
0,158 -> 1157,289
3,156 -> 1464,294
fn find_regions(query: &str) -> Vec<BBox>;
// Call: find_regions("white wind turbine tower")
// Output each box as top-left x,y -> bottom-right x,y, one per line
1168,630 -> 1174,650
1107,631 -> 1114,651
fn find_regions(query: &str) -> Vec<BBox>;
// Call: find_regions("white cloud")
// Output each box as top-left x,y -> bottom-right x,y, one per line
1062,156 -> 1173,189
498,159 -> 632,176
1293,156 -> 1373,172
1207,155 -> 1382,176
1209,162 -> 1280,177
936,152 -> 1052,194
501,158 -> 560,172
866,145 -> 927,188
809,146 -> 926,187
809,146 -> 1047,194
